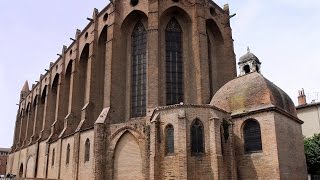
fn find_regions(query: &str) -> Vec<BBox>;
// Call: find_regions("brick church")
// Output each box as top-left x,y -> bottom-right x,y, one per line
7,0 -> 307,179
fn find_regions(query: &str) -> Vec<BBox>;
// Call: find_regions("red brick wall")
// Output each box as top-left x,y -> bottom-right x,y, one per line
0,153 -> 8,176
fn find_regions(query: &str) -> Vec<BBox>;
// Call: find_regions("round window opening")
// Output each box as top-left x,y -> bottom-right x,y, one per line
210,7 -> 216,16
130,0 -> 139,6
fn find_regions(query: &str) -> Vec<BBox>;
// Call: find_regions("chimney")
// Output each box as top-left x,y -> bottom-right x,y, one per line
298,89 -> 307,106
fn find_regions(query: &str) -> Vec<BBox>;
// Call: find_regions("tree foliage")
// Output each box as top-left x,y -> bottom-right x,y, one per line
304,133 -> 320,174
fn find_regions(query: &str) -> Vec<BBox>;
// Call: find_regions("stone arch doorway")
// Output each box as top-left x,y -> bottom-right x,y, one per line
113,132 -> 142,180
26,156 -> 35,178
19,163 -> 23,178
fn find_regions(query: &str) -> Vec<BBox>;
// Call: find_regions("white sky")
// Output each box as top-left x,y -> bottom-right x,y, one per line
0,0 -> 319,147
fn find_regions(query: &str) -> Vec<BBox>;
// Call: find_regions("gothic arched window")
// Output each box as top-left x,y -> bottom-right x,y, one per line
166,124 -> 174,154
243,119 -> 262,153
166,18 -> 183,105
131,21 -> 147,118
191,119 -> 204,155
85,139 -> 90,162
66,144 -> 70,165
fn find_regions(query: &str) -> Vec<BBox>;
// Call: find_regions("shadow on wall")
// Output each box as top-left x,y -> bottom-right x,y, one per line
234,135 -> 258,180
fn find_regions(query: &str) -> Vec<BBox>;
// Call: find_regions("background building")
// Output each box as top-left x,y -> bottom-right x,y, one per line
0,148 -> 10,177
297,89 -> 320,137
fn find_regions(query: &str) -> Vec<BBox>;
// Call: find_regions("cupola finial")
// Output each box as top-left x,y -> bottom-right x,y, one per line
238,47 -> 261,76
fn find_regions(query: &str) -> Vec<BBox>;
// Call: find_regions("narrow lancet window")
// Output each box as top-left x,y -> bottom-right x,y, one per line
131,21 -> 147,118
166,124 -> 174,154
52,148 -> 55,166
166,18 -> 183,105
85,139 -> 90,162
191,119 -> 204,155
66,144 -> 70,164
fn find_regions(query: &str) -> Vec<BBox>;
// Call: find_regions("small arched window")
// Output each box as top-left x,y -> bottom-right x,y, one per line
166,18 -> 183,105
166,124 -> 174,154
243,65 -> 250,74
52,148 -> 55,166
66,144 -> 70,165
243,119 -> 262,153
191,119 -> 204,155
85,139 -> 90,162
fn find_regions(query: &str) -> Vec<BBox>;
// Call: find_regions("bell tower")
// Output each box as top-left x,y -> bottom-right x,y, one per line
238,47 -> 261,76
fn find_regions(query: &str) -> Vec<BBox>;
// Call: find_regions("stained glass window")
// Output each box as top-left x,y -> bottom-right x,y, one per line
166,18 -> 183,105
131,21 -> 147,118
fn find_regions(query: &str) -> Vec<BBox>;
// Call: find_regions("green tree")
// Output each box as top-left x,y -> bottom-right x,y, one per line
304,133 -> 320,174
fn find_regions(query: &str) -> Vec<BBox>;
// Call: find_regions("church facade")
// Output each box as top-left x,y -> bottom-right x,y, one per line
7,0 -> 307,179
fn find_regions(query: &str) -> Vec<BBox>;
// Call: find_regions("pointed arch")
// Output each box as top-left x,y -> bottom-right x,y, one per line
51,74 -> 60,94
165,124 -> 174,154
79,44 -> 90,109
41,85 -> 47,104
113,131 -> 142,180
26,101 -> 35,144
64,60 -> 73,117
131,21 -> 147,118
191,119 -> 204,155
96,26 -> 108,120
26,156 -> 35,178
206,19 -> 225,100
32,85 -> 47,141
85,138 -> 90,162
166,18 -> 183,105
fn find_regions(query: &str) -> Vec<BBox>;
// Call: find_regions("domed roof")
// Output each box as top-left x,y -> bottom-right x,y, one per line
239,50 -> 261,64
210,72 -> 297,116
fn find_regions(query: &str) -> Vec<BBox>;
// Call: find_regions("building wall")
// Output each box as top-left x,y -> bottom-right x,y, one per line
233,112 -> 281,179
47,141 -> 60,179
297,104 -> 320,137
152,106 -> 233,179
6,153 -> 13,174
274,112 -> 308,179
60,136 -> 75,180
0,151 -> 9,176
36,141 -> 47,178
78,130 -> 94,180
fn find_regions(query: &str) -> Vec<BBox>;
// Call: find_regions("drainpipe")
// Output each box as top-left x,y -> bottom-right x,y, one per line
317,104 -> 320,132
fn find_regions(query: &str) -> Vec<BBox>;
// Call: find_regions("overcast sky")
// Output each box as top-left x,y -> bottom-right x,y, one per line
0,0 -> 319,147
